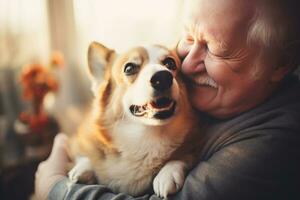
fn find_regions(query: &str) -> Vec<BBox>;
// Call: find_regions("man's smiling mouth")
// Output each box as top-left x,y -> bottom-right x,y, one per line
185,74 -> 218,89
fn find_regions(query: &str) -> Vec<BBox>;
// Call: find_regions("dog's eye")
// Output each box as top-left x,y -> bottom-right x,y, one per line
162,57 -> 177,71
124,63 -> 139,75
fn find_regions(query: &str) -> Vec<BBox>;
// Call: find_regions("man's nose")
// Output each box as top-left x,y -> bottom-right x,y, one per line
181,43 -> 207,75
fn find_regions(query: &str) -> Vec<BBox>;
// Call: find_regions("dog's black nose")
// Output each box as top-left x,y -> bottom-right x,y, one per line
150,71 -> 173,91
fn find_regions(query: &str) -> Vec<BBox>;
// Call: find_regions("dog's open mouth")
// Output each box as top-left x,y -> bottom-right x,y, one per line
129,97 -> 176,120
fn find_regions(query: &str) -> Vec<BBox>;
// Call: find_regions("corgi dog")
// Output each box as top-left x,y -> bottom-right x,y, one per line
68,42 -> 200,198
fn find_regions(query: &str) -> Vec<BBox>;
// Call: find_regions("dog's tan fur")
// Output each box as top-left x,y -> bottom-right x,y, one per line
68,42 -> 200,197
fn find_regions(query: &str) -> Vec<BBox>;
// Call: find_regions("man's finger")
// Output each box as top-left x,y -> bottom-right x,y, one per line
48,133 -> 70,161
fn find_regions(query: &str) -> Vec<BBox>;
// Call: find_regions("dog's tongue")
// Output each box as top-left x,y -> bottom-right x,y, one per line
150,97 -> 172,109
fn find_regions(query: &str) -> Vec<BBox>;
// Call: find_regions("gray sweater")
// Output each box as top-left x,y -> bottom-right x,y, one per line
49,75 -> 300,200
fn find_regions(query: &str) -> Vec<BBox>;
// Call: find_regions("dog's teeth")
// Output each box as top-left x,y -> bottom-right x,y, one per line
134,106 -> 139,113
130,100 -> 175,119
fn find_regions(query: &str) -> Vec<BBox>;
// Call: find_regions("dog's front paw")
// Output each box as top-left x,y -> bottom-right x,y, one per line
68,156 -> 96,184
153,160 -> 187,199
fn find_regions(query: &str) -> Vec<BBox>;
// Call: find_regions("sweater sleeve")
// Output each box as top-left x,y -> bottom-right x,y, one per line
49,177 -> 160,200
49,130 -> 300,200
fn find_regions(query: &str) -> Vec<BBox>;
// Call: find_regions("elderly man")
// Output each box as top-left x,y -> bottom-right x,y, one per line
35,0 -> 300,199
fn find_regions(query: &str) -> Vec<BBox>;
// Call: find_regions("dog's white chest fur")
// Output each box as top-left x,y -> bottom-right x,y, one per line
113,119 -> 183,158
94,119 -> 185,194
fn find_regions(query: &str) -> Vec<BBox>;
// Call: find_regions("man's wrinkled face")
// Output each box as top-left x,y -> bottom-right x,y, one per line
178,0 -> 281,118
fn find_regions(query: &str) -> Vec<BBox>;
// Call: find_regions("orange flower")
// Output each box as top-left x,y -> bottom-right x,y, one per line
20,63 -> 58,100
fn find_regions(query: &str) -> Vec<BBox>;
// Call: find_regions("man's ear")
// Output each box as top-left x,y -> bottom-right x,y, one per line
87,42 -> 115,94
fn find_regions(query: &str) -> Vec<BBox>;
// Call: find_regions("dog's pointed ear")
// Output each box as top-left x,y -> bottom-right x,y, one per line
88,42 -> 115,94
88,41 -> 115,79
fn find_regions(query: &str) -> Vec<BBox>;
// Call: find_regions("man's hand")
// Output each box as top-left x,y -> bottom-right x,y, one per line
34,133 -> 70,200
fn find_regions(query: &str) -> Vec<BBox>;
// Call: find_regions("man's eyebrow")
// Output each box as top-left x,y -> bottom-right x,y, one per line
208,31 -> 229,50
183,22 -> 229,50
183,22 -> 201,39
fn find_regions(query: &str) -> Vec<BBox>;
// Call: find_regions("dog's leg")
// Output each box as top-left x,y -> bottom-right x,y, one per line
153,160 -> 188,199
68,156 -> 96,184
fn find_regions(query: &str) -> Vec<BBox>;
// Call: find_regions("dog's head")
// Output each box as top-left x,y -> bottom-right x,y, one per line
88,42 -> 190,126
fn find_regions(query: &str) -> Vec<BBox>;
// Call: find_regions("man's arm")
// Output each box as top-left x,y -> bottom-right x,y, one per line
171,129 -> 300,200
45,130 -> 300,200
49,178 -> 157,200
